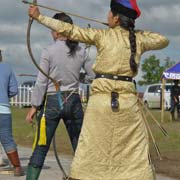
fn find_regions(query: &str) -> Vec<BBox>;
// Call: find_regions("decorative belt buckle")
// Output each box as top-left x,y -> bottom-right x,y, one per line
111,91 -> 119,111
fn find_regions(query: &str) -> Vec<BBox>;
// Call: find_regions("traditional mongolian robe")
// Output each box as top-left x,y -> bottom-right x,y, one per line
37,14 -> 169,180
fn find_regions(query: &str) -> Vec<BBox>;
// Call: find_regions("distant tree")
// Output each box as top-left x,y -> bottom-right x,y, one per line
163,57 -> 175,71
162,57 -> 176,83
138,55 -> 175,86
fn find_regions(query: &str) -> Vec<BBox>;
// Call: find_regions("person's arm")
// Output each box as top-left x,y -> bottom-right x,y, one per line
31,48 -> 50,107
8,70 -> 18,98
137,30 -> 169,53
26,48 -> 50,124
29,6 -> 103,46
37,15 -> 103,46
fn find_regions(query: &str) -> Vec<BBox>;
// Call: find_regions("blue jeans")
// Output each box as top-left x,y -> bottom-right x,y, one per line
0,113 -> 17,153
29,93 -> 84,168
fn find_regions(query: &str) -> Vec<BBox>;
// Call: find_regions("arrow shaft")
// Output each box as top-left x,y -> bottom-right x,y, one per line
22,0 -> 108,26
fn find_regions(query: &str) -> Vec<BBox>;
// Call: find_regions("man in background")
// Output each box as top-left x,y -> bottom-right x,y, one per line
170,80 -> 180,121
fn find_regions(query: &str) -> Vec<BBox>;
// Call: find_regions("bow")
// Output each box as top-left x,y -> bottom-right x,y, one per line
26,0 -> 60,91
23,0 -> 108,26
26,0 -> 67,178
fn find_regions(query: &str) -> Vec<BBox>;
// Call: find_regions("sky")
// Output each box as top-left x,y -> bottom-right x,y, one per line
0,0 -> 179,91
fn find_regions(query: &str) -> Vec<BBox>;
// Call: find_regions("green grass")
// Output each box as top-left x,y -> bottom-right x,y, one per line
145,110 -> 180,154
11,107 -> 180,156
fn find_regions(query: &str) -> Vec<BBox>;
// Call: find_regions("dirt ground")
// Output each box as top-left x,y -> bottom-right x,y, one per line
152,152 -> 180,179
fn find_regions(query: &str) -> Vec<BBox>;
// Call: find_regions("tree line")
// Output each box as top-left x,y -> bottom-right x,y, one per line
138,55 -> 175,86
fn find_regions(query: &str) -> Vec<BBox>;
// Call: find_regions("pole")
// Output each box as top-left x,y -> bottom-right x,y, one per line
161,78 -> 165,122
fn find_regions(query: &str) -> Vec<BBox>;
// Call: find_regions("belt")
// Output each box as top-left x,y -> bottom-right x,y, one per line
61,90 -> 79,96
46,90 -> 78,97
95,73 -> 133,82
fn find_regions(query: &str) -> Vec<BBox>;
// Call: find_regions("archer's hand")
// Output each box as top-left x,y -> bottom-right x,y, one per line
29,5 -> 40,20
26,106 -> 37,124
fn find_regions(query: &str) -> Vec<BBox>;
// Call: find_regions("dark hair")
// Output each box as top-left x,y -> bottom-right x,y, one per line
52,13 -> 79,57
111,10 -> 137,74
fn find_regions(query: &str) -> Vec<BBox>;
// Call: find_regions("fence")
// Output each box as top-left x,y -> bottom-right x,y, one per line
10,85 -> 89,107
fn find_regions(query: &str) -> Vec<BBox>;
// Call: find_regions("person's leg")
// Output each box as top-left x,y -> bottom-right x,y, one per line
0,143 -> 7,166
170,100 -> 175,120
0,113 -> 23,176
63,94 -> 84,152
177,103 -> 180,121
26,95 -> 61,180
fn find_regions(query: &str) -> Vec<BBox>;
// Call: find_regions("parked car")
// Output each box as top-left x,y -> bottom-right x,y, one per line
143,83 -> 172,110
21,80 -> 36,91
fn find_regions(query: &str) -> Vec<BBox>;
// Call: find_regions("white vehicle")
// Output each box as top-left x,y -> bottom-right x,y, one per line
143,83 -> 172,110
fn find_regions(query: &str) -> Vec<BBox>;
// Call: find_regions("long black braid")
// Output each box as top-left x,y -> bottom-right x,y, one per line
128,23 -> 137,74
111,10 -> 138,74
53,13 -> 79,57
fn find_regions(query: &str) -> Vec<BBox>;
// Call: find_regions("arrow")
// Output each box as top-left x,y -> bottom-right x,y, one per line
22,0 -> 108,26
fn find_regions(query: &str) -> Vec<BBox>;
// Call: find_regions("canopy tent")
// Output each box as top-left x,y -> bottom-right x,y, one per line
162,62 -> 180,80
161,62 -> 180,122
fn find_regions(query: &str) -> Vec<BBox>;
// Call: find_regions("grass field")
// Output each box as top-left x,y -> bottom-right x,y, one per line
11,106 -> 180,178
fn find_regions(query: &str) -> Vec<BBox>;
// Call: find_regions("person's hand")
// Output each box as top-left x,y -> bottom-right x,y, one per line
26,106 -> 37,124
174,97 -> 178,103
29,5 -> 40,20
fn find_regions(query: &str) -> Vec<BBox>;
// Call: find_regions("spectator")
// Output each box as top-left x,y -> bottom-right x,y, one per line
0,49 -> 23,176
170,80 -> 180,120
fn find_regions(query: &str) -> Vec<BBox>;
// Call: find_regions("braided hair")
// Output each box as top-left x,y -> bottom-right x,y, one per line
53,13 -> 79,57
111,10 -> 137,74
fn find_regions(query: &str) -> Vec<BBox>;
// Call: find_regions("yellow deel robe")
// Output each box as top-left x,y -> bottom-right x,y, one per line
38,15 -> 169,180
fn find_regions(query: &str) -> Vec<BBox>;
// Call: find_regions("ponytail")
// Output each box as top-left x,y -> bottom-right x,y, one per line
65,39 -> 79,57
52,13 -> 79,57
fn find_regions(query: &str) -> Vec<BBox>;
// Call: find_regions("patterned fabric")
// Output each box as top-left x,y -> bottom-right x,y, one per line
71,80 -> 155,180
38,15 -> 169,78
37,15 -> 169,180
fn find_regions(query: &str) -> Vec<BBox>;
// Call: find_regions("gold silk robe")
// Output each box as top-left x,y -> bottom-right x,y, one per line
38,15 -> 169,180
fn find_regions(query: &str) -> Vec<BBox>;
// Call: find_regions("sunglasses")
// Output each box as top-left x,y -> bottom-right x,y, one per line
111,92 -> 119,110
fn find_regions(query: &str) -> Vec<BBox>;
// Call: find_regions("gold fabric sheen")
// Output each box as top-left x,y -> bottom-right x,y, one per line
38,15 -> 169,180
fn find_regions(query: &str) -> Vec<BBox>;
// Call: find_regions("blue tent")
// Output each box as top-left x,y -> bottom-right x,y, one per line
163,62 -> 180,80
161,62 -> 180,122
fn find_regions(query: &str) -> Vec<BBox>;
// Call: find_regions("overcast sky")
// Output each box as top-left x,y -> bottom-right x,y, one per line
0,0 -> 179,90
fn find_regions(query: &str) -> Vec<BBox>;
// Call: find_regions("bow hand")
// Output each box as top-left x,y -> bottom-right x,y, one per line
29,5 -> 40,20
